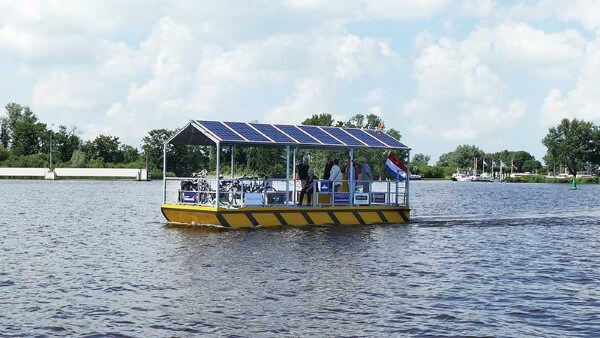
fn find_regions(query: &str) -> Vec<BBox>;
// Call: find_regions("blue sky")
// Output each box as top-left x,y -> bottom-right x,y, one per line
1,0 -> 600,163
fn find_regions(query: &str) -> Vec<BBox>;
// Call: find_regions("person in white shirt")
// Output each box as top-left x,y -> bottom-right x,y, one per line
329,159 -> 342,192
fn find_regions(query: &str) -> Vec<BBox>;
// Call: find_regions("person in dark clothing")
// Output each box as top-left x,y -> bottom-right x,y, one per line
296,156 -> 310,205
296,156 -> 310,182
323,156 -> 333,191
323,156 -> 333,180
299,169 -> 318,206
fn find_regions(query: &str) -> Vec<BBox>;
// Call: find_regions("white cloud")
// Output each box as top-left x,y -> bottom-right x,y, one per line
0,0 -> 596,162
463,23 -> 585,77
363,87 -> 386,116
496,0 -> 600,31
32,69 -> 100,113
284,0 -> 451,20
403,21 -> 588,146
541,30 -> 600,125
266,78 -> 331,124
403,32 -> 527,141
320,34 -> 400,80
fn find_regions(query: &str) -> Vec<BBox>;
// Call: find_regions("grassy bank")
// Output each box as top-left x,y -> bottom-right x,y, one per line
503,175 -> 600,184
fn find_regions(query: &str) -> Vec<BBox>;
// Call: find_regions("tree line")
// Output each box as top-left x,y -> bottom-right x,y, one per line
410,145 -> 543,179
0,103 -> 145,171
5,101 -> 591,180
410,117 -> 600,179
0,103 -> 404,179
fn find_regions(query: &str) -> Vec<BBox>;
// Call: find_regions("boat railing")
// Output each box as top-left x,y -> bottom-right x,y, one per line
165,176 -> 407,208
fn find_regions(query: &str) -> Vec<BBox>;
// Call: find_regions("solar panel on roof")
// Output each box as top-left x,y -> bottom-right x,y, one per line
345,128 -> 387,147
198,121 -> 244,141
275,125 -> 320,144
322,127 -> 364,146
298,125 -> 342,145
250,123 -> 296,143
364,130 -> 406,148
224,122 -> 269,142
193,120 -> 407,149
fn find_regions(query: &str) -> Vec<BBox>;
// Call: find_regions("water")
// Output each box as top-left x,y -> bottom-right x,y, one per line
1,180 -> 599,336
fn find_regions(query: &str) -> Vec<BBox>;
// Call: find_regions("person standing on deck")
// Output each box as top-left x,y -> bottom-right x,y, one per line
343,161 -> 359,180
330,159 -> 342,192
358,157 -> 373,192
299,169 -> 318,206
296,156 -> 310,203
323,156 -> 333,191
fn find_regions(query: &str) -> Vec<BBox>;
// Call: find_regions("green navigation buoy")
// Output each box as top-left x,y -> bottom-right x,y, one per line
572,177 -> 577,190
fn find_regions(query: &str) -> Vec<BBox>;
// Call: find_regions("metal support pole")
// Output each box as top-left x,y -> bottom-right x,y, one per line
349,148 -> 354,206
395,179 -> 399,206
230,145 -> 234,178
292,148 -> 297,204
387,180 -> 390,206
313,179 -> 317,207
49,140 -> 53,171
216,142 -> 221,208
406,150 -> 410,206
162,143 -> 167,203
286,145 -> 290,206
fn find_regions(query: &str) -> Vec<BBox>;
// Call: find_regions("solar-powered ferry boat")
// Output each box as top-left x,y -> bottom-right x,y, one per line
161,120 -> 411,228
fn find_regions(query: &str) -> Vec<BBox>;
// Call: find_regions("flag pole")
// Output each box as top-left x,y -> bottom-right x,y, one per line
511,159 -> 514,177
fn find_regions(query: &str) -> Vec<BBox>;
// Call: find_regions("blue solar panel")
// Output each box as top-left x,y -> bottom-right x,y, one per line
298,125 -> 342,145
275,125 -> 320,144
345,128 -> 387,147
365,130 -> 407,148
250,123 -> 296,143
225,122 -> 269,142
322,127 -> 364,146
198,121 -> 244,141
194,120 -> 408,149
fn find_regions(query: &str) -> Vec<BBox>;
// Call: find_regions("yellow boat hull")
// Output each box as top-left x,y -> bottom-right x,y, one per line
161,204 -> 411,228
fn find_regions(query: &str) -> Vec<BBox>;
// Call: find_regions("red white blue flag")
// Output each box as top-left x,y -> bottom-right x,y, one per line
384,152 -> 408,180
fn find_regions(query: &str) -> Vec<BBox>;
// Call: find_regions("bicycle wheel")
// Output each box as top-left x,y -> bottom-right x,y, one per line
228,186 -> 239,206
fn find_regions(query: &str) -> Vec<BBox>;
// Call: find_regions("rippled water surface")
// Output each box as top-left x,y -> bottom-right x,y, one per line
1,180 -> 599,336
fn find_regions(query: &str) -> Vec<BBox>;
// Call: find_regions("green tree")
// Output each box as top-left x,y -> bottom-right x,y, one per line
69,149 -> 88,167
344,114 -> 365,128
142,128 -> 209,176
142,129 -> 173,169
52,125 -> 82,163
387,128 -> 401,141
0,146 -> 9,163
89,135 -> 122,163
511,150 -> 538,172
365,114 -> 382,129
542,118 -> 600,177
120,144 -> 140,163
4,103 -> 47,156
302,113 -> 335,126
0,118 -> 9,148
411,153 -> 430,167
522,159 -> 542,173
437,145 -> 485,168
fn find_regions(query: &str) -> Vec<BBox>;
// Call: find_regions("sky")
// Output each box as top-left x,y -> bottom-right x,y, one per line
1,0 -> 600,162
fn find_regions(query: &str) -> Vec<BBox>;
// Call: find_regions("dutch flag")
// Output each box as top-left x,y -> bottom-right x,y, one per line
384,152 -> 408,180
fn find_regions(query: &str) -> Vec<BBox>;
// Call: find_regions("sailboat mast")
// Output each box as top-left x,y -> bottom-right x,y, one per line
511,159 -> 514,177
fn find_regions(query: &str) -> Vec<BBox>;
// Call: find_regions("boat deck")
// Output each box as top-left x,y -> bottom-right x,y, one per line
161,203 -> 410,228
